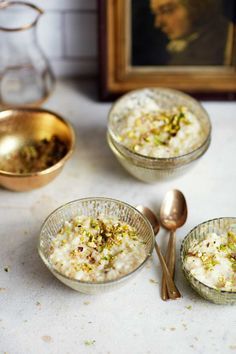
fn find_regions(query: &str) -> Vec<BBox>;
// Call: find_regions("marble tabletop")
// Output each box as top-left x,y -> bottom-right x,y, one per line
1,80 -> 236,354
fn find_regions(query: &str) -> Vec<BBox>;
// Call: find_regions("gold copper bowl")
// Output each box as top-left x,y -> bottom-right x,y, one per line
0,108 -> 75,191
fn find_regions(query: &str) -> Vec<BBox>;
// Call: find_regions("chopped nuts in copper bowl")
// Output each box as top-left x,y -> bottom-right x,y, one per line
0,108 -> 75,191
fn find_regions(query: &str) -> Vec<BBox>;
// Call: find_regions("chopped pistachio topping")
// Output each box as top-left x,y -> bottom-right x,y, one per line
117,106 -> 205,158
49,216 -> 146,282
184,231 -> 236,291
84,340 -> 96,346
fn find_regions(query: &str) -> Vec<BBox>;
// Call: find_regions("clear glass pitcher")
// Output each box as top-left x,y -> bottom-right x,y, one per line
0,1 -> 55,107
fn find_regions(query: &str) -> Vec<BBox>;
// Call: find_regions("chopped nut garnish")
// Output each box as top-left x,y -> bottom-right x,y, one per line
84,340 -> 95,346
184,230 -> 236,291
41,335 -> 53,343
0,135 -> 68,174
185,305 -> 192,310
49,216 -> 146,282
118,106 -> 205,158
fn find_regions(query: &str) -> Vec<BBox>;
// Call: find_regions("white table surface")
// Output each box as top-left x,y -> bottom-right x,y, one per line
1,80 -> 236,354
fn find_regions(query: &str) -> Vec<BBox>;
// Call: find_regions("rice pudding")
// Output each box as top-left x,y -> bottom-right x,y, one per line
49,216 -> 146,282
184,231 -> 236,292
118,106 -> 205,158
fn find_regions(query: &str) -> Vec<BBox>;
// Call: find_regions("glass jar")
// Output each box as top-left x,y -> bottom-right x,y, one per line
0,1 -> 55,107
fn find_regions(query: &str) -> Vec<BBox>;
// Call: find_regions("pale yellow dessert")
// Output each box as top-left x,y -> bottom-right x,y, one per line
118,106 -> 205,158
184,231 -> 236,291
49,216 -> 146,282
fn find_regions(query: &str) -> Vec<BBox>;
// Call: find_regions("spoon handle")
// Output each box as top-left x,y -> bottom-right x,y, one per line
154,241 -> 181,300
161,231 -> 176,300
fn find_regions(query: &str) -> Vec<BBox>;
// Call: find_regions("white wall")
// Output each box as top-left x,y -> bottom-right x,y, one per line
17,0 -> 98,77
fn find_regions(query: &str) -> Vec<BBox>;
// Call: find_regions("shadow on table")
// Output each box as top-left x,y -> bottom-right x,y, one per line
65,78 -> 99,102
16,233 -> 75,294
74,123 -> 146,185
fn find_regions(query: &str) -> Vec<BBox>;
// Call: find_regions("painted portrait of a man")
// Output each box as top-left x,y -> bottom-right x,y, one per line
132,0 -> 235,66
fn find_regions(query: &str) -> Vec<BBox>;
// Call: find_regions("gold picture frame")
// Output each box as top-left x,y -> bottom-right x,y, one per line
99,0 -> 236,100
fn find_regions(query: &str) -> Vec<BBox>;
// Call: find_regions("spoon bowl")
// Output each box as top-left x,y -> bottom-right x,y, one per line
160,189 -> 187,231
136,205 -> 160,235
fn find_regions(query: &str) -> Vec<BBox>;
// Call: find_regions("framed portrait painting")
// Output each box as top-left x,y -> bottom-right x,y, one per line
98,0 -> 236,100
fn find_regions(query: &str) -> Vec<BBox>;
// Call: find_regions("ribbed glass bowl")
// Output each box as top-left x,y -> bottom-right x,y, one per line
38,197 -> 155,294
107,88 -> 211,183
108,132 -> 210,183
180,217 -> 236,305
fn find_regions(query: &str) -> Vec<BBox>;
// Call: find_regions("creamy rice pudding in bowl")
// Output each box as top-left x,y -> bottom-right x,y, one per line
107,88 -> 211,182
181,217 -> 236,304
38,197 -> 154,294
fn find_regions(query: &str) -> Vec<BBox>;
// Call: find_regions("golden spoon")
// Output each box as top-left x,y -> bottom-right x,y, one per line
160,190 -> 187,301
136,205 -> 181,300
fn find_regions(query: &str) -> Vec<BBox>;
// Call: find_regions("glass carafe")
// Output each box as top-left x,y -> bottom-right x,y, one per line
0,1 -> 55,107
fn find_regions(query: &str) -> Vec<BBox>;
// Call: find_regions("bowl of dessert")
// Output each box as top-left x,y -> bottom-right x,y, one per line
38,197 -> 155,294
181,217 -> 236,304
107,88 -> 211,182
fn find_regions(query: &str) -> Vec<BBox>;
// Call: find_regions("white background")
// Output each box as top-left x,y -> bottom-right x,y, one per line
0,80 -> 236,354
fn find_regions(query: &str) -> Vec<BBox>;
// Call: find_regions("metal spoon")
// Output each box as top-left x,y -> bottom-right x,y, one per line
160,190 -> 187,300
136,205 -> 181,300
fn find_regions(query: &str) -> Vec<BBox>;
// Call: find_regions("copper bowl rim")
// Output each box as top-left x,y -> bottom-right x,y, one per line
0,107 -> 75,177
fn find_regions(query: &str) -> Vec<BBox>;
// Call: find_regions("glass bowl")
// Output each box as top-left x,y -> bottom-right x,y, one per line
0,108 -> 75,191
107,132 -> 210,183
180,217 -> 236,305
38,197 -> 155,294
107,88 -> 211,183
